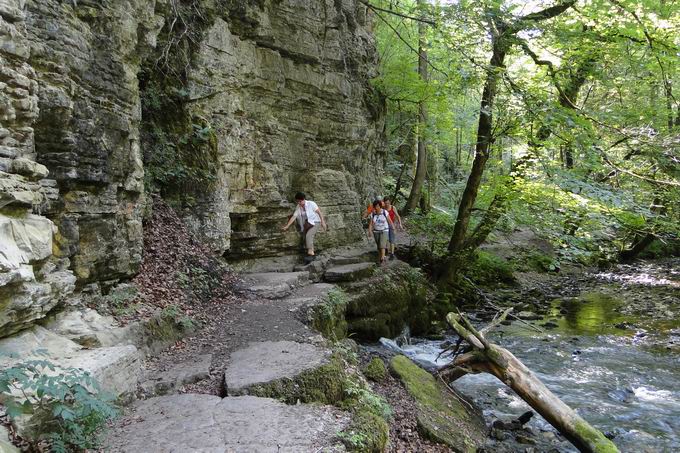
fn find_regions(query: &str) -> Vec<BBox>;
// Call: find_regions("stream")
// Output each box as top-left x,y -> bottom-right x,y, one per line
378,259 -> 680,453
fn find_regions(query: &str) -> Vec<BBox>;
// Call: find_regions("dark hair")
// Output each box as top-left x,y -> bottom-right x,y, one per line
372,199 -> 382,208
294,192 -> 306,201
383,196 -> 391,203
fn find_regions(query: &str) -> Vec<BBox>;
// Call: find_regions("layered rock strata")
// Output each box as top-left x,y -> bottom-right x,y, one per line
171,0 -> 385,256
1,0 -> 383,336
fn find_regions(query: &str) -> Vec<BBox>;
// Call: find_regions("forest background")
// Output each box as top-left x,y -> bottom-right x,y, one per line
371,0 -> 679,280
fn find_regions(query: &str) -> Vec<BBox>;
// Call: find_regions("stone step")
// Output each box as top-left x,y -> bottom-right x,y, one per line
323,262 -> 375,283
241,271 -> 310,299
328,254 -> 373,266
139,354 -> 213,396
105,394 -> 349,453
284,283 -> 337,308
223,340 -> 331,396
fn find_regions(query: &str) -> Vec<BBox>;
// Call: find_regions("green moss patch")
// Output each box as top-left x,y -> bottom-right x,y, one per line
311,288 -> 348,341
390,355 -> 486,452
245,349 -> 390,453
362,357 -> 387,382
344,263 -> 439,341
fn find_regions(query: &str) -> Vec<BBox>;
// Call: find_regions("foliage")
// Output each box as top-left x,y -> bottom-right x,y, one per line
161,304 -> 195,331
465,250 -> 516,286
375,0 -> 680,268
406,210 -> 455,258
0,359 -> 118,452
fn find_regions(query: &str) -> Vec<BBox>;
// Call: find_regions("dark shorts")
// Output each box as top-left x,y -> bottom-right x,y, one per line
388,227 -> 396,244
373,230 -> 388,249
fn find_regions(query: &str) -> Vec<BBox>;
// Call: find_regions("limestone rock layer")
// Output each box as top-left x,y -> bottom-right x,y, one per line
0,0 -> 384,337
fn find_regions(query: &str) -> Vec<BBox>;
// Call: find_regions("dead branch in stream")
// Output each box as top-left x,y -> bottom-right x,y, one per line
438,310 -> 619,453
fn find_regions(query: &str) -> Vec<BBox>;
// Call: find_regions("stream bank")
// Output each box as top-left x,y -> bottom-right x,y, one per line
377,257 -> 680,453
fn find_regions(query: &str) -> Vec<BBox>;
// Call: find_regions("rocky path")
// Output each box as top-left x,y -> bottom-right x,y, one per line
105,243 -> 388,452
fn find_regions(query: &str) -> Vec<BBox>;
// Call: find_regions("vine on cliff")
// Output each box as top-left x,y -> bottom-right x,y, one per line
140,0 -> 222,203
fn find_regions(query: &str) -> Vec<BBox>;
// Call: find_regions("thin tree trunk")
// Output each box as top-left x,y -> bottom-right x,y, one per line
441,311 -> 619,453
404,2 -> 429,215
448,32 -> 508,253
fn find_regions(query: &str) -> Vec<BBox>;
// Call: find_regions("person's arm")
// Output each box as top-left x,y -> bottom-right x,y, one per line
393,207 -> 403,230
367,216 -> 374,236
315,207 -> 327,231
387,215 -> 395,229
282,210 -> 297,231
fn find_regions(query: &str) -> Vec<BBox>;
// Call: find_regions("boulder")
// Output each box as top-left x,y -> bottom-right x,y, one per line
390,355 -> 486,452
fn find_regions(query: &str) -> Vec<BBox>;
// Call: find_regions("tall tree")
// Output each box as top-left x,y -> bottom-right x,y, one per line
443,1 -> 577,281
404,0 -> 429,215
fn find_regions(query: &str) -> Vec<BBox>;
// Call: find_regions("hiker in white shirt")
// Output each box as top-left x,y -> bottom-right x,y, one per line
282,192 -> 327,262
367,199 -> 394,265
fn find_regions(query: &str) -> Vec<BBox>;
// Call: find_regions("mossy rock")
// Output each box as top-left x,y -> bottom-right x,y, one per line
246,348 -> 390,453
344,263 -> 437,341
246,354 -> 348,405
390,355 -> 486,452
340,408 -> 389,453
362,357 -> 387,382
310,288 -> 348,341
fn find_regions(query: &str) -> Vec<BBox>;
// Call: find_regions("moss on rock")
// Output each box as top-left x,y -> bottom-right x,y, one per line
344,263 -> 439,341
311,288 -> 348,341
390,355 -> 486,452
246,353 -> 348,405
362,357 -> 387,382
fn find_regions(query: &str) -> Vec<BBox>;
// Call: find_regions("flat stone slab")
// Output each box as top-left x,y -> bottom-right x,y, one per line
141,354 -> 213,396
224,341 -> 330,395
285,283 -> 337,308
105,394 -> 349,452
242,272 -> 310,299
323,262 -> 375,283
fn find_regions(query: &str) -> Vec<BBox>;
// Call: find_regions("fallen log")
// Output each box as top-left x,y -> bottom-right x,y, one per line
439,310 -> 619,453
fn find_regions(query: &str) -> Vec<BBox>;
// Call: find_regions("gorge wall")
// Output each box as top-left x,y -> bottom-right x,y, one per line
0,0 -> 385,338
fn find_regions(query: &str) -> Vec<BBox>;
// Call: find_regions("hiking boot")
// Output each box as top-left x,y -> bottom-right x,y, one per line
389,254 -> 396,261
304,255 -> 316,264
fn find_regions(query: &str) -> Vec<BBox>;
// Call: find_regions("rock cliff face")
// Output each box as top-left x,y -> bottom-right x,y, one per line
0,0 -> 384,338
147,0 -> 385,257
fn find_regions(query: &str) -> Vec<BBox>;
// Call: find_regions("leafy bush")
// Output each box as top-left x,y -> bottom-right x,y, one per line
407,210 -> 455,258
0,359 -> 118,452
465,250 -> 516,286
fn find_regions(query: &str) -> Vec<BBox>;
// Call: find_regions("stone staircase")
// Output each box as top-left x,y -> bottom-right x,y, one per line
105,245 -> 385,452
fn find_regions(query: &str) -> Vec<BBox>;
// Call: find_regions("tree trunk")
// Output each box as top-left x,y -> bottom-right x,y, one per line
559,57 -> 595,168
441,312 -> 619,453
404,3 -> 428,215
447,33 -> 508,254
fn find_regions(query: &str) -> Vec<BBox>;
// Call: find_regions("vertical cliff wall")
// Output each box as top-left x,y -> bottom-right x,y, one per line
145,0 -> 386,257
0,0 -> 384,338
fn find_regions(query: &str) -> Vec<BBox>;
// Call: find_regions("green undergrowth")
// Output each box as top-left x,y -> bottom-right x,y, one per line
0,360 -> 118,452
464,250 -> 516,286
310,288 -> 349,341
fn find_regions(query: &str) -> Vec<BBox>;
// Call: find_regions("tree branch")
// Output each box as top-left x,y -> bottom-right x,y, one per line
360,0 -> 436,25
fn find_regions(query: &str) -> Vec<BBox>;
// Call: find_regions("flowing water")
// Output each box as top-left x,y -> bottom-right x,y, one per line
378,264 -> 680,452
